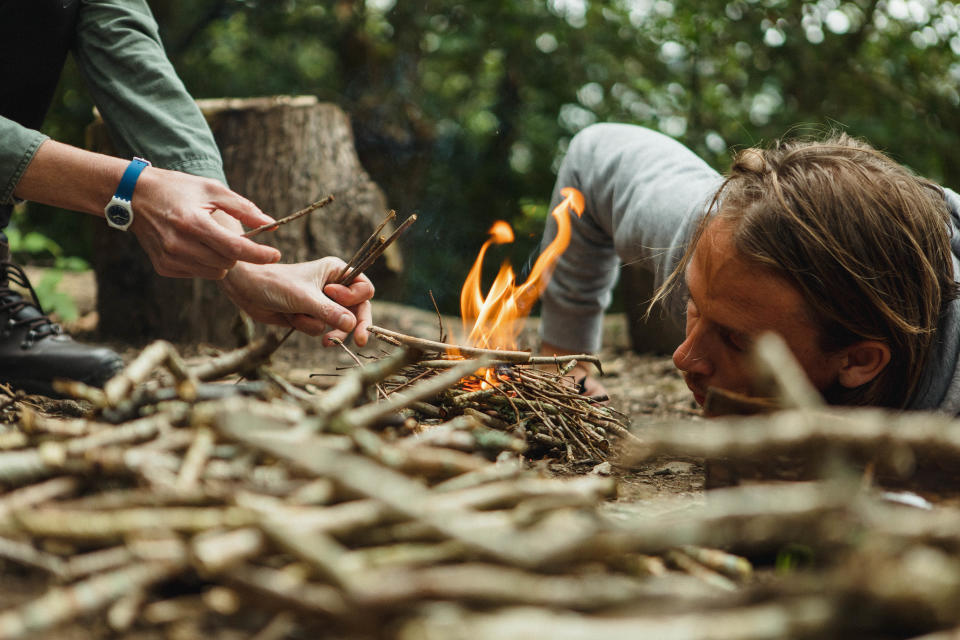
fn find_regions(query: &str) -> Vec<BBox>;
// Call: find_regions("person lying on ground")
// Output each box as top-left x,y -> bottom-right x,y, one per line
537,123 -> 960,412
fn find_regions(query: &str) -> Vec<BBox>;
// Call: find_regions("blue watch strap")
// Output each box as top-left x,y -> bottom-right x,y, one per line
114,157 -> 151,201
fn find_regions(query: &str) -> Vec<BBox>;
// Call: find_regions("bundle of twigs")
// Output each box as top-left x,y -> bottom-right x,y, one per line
362,325 -> 634,464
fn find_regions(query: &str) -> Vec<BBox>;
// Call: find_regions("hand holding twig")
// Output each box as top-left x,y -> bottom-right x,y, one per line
335,212 -> 418,285
243,196 -> 335,238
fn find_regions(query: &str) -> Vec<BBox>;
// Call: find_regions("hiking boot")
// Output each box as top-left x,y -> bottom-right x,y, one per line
0,258 -> 123,396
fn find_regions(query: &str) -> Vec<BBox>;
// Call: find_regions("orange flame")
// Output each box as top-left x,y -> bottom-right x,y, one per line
457,187 -> 585,353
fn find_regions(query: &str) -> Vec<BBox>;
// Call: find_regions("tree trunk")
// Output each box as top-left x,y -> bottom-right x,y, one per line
88,96 -> 397,350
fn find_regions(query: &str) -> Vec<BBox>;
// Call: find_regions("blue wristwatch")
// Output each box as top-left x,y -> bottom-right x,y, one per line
103,157 -> 151,231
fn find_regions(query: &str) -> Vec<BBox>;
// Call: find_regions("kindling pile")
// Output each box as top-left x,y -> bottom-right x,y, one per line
0,335 -> 959,639
0,335 -> 742,639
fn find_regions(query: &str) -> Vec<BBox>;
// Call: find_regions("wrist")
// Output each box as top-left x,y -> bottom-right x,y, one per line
104,157 -> 151,231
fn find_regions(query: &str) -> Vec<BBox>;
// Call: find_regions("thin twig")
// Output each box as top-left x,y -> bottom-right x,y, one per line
428,290 -> 446,343
367,325 -> 603,373
331,338 -> 387,400
243,196 -> 335,238
335,214 -> 418,285
340,210 -> 397,277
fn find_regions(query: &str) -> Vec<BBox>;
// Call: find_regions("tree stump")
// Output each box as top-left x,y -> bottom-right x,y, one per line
88,96 -> 397,351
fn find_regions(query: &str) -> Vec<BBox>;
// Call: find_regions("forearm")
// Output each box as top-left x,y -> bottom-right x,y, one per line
12,139 -> 128,216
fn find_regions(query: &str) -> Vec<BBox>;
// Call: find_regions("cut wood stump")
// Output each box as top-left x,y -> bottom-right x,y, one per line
87,96 -> 398,350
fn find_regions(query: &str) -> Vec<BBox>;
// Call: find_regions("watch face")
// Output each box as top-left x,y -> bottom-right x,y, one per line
107,204 -> 131,227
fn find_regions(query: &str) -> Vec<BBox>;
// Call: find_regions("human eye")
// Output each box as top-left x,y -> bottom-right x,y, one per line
720,328 -> 749,353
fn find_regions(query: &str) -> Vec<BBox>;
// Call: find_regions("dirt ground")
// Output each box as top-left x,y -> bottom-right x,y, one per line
40,268 -> 708,500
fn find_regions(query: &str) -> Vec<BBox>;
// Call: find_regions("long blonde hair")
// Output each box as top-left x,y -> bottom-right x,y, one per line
653,133 -> 957,407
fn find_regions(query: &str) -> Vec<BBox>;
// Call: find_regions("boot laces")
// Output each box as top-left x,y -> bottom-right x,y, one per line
0,262 -> 62,345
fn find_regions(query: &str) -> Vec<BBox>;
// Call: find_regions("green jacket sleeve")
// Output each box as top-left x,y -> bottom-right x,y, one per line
72,0 -> 226,184
0,118 -> 48,206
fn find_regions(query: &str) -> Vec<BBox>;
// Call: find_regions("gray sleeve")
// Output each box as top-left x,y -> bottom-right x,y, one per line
538,124 -> 723,353
72,0 -> 226,183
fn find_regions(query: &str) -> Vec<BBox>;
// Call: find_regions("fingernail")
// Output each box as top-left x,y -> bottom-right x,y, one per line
338,312 -> 353,331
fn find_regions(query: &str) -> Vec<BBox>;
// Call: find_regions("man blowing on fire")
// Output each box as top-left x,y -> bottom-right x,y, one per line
0,1 -> 373,396
538,123 -> 960,412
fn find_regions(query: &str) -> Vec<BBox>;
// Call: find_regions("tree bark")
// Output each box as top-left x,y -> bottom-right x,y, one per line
88,96 -> 397,349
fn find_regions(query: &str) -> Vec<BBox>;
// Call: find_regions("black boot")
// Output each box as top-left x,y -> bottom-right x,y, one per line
0,250 -> 123,395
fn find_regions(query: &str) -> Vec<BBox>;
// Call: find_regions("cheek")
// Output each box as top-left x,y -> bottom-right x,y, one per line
791,349 -> 842,391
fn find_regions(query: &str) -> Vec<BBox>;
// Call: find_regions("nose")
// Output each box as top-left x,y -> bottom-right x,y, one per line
672,327 -> 714,377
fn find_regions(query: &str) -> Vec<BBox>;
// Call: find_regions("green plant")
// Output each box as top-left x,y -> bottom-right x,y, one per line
775,543 -> 815,574
6,218 -> 89,322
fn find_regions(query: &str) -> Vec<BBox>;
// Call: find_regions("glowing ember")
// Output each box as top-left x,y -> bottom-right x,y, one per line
454,187 -> 585,363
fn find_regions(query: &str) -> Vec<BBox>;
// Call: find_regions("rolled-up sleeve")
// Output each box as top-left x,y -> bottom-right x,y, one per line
0,117 -> 48,205
538,124 -> 723,353
73,0 -> 225,183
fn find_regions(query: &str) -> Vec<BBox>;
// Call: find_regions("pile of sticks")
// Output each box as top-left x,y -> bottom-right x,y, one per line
0,336 -> 750,639
364,324 -> 634,463
0,334 -> 959,637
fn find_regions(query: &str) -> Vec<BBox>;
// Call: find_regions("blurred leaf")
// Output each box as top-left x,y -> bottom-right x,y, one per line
53,256 -> 90,272
20,232 -> 62,258
33,271 -> 79,323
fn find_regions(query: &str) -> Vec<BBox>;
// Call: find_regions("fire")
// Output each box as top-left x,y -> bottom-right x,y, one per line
456,187 -> 585,355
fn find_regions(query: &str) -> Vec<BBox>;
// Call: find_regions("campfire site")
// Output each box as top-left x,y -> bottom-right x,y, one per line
4,187 -> 960,640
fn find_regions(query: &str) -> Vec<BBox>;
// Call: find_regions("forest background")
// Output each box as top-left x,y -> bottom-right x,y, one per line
15,0 -> 960,317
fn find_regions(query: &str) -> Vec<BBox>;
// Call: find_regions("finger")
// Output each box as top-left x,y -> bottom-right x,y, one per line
148,235 -> 236,278
212,189 -> 276,228
198,219 -> 281,265
288,313 -> 328,337
284,286 -> 356,334
323,281 -> 374,308
154,266 -> 196,279
323,328 -> 351,347
353,300 -> 372,347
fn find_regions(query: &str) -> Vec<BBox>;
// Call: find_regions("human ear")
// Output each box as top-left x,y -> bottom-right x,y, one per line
837,341 -> 892,388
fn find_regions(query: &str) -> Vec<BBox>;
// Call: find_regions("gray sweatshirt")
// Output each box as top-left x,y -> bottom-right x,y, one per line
538,123 -> 960,413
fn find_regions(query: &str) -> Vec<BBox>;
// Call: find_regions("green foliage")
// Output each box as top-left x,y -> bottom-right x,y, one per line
775,543 -> 815,574
33,0 -> 960,312
7,213 -> 88,322
31,271 -> 79,323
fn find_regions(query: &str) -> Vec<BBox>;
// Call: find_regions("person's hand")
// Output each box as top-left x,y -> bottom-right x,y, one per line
566,362 -> 609,399
219,258 -> 374,346
131,167 -> 282,279
539,341 -> 609,400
